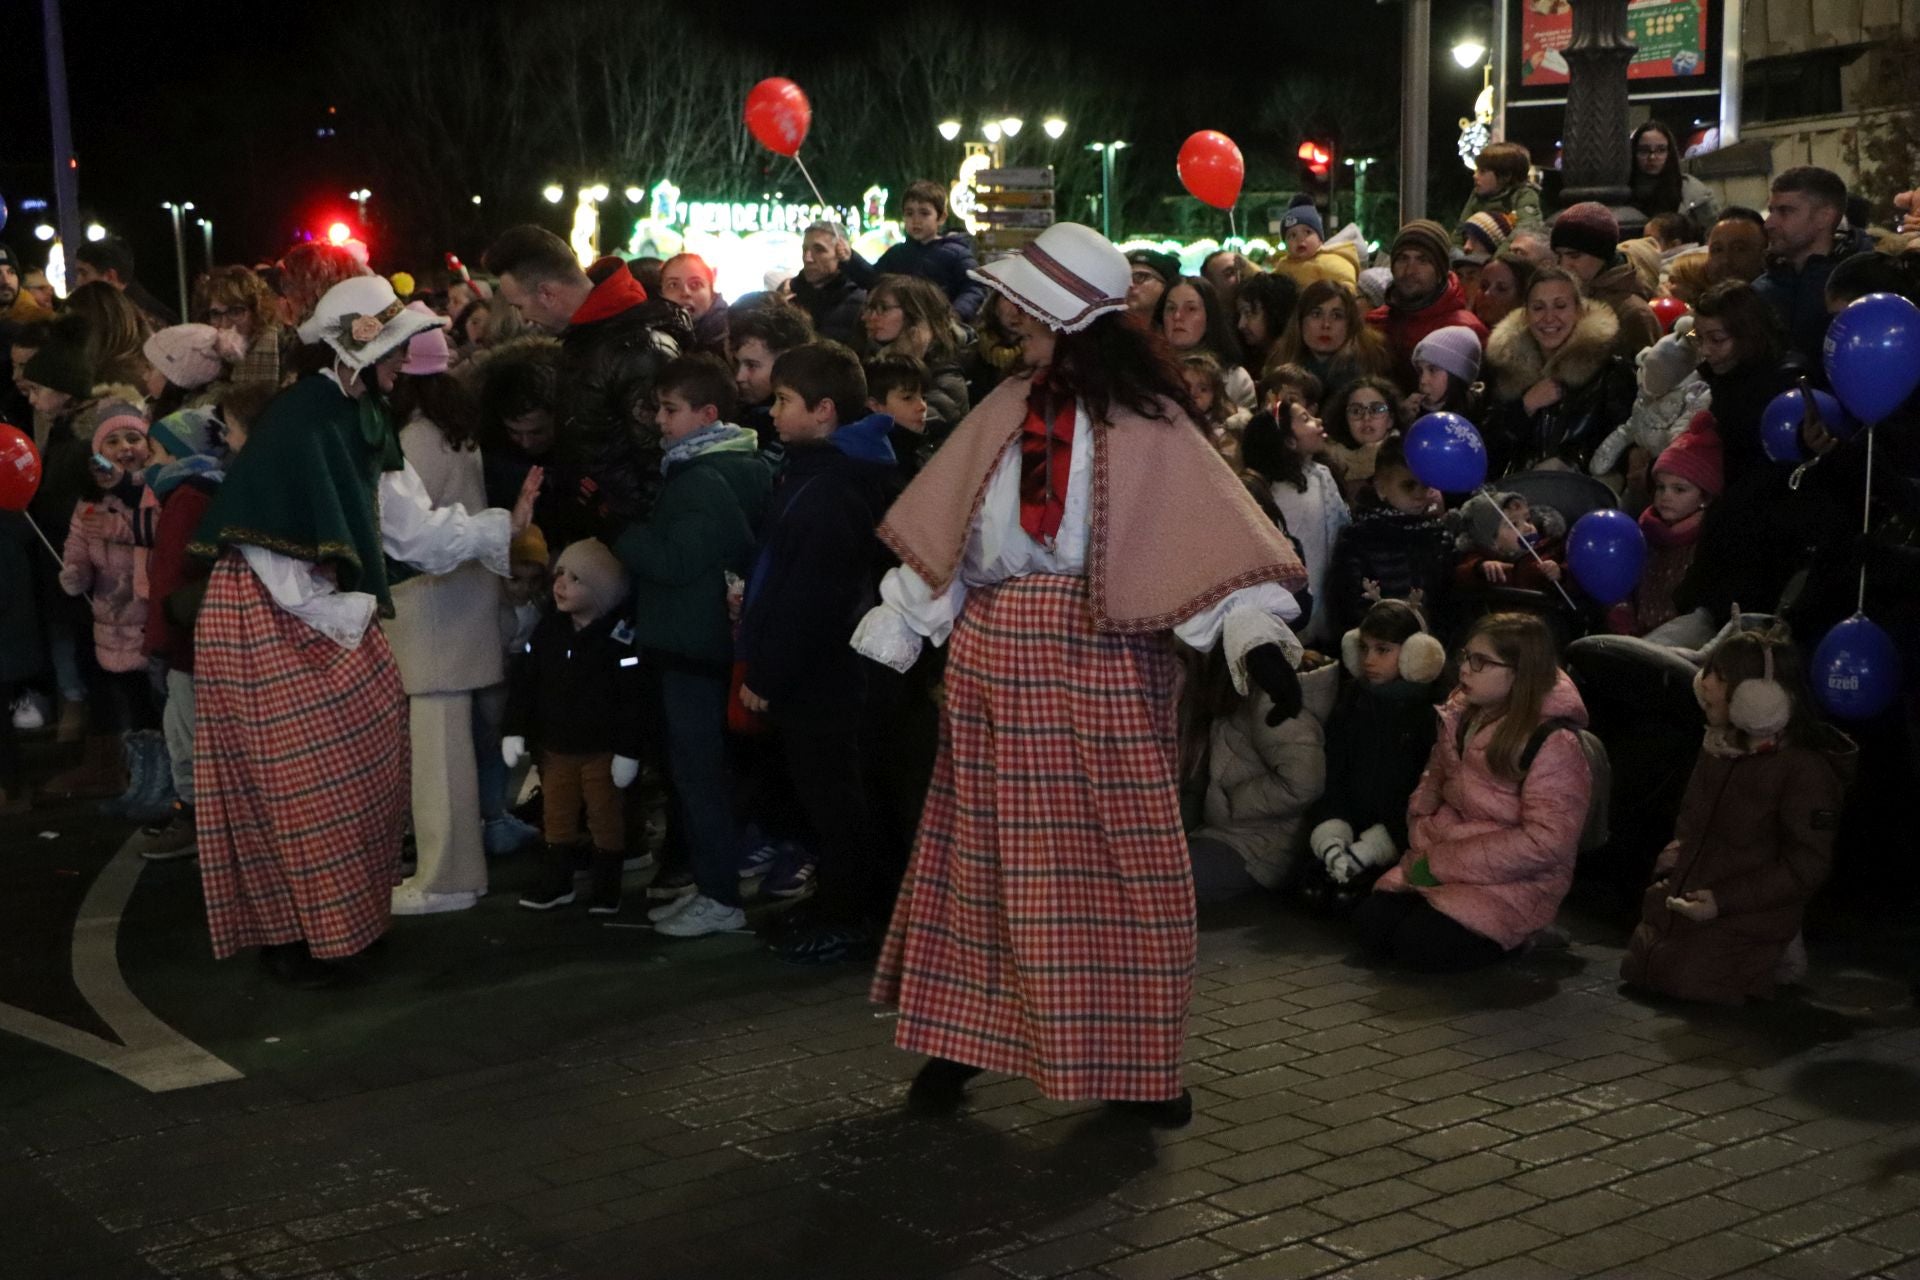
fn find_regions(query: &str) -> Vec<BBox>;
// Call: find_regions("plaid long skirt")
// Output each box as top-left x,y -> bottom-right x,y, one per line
193,553 -> 409,960
872,573 -> 1196,1101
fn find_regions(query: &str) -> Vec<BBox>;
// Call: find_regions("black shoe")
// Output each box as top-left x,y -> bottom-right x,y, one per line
1106,1089 -> 1194,1129
258,941 -> 348,989
518,844 -> 578,911
586,849 -> 623,916
771,921 -> 876,966
906,1056 -> 982,1114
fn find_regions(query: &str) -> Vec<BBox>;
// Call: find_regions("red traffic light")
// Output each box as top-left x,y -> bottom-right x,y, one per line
1297,140 -> 1334,178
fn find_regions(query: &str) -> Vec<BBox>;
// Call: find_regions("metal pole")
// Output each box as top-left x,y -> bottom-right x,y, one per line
167,205 -> 188,321
200,219 -> 214,268
1491,0 -> 1511,141
1100,149 -> 1114,240
1401,0 -> 1432,223
41,0 -> 81,251
1719,0 -> 1743,145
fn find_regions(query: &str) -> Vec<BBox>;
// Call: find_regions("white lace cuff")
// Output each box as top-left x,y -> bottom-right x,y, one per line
851,605 -> 923,674
1222,607 -> 1302,696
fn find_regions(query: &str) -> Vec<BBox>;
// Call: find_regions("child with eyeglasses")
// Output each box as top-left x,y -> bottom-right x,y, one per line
1355,612 -> 1593,971
1321,376 -> 1406,503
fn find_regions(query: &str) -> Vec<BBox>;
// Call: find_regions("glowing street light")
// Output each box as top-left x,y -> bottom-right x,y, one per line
1042,117 -> 1068,140
33,223 -> 54,242
161,201 -> 196,317
327,221 -> 352,246
624,186 -> 644,203
937,120 -> 962,142
982,121 -> 1003,144
1000,116 -> 1023,138
84,222 -> 106,242
586,183 -> 610,202
471,194 -> 483,205
1085,140 -> 1129,239
542,184 -> 565,204
1452,37 -> 1487,68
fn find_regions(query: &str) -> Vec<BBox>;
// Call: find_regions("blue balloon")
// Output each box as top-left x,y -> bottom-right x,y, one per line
1760,388 -> 1853,464
1812,614 -> 1902,720
1567,508 -> 1647,605
1404,412 -> 1487,492
1823,292 -> 1920,425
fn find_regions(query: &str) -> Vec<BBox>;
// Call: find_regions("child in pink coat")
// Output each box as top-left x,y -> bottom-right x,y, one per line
1358,612 -> 1592,970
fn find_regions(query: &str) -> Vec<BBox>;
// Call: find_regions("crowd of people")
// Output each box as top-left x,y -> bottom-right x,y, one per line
0,129 -> 1916,1125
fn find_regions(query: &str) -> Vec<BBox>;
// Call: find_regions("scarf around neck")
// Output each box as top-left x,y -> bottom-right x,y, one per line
661,422 -> 759,474
1638,504 -> 1704,549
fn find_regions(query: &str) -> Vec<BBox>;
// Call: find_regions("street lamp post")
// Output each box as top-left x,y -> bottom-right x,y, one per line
1400,0 -> 1433,222
197,217 -> 213,268
160,200 -> 194,321
1085,141 -> 1128,241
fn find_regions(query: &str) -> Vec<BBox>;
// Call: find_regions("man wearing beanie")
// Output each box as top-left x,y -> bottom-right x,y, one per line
1125,249 -> 1179,316
1366,219 -> 1487,389
503,537 -> 648,916
1551,202 -> 1661,359
1271,195 -> 1361,290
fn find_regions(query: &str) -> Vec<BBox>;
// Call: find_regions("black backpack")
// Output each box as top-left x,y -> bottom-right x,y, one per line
1454,714 -> 1612,853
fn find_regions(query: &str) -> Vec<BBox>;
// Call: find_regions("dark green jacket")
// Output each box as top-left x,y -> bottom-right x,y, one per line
611,425 -> 771,664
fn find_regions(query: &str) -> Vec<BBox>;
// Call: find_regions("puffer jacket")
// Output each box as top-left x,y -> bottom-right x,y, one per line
1621,727 -> 1852,1004
1482,302 -> 1637,476
557,257 -> 690,527
1375,672 -> 1593,950
1366,274 -> 1488,390
1586,261 -> 1662,360
790,271 -> 867,347
59,490 -> 147,673
1190,680 -> 1328,889
859,233 -> 988,321
1326,503 -> 1456,638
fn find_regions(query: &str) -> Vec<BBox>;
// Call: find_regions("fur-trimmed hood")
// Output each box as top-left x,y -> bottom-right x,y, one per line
1487,301 -> 1620,401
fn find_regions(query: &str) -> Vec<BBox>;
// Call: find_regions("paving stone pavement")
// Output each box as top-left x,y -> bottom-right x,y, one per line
4,820 -> 1920,1280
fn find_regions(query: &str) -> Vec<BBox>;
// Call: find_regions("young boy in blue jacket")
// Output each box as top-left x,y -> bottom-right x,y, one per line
849,181 -> 986,322
737,342 -> 903,962
611,353 -> 773,938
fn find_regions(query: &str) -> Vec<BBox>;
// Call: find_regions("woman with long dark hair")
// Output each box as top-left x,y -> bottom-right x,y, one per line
856,224 -> 1309,1127
1155,275 -> 1256,408
1628,121 -> 1718,225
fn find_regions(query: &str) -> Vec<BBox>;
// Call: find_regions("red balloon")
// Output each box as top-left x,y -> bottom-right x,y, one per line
1649,294 -> 1690,335
744,77 -> 812,158
0,424 -> 40,513
1177,130 -> 1245,210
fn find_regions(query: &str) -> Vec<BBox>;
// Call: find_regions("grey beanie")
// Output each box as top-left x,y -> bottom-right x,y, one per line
1411,325 -> 1484,385
1463,491 -> 1523,549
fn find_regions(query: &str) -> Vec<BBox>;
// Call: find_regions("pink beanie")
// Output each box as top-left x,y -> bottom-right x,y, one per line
92,409 -> 149,454
399,301 -> 451,376
142,324 -> 242,390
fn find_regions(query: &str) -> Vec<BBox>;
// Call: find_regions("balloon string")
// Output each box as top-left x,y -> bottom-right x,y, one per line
1228,207 -> 1238,242
1857,425 -> 1874,616
23,512 -> 90,604
790,154 -> 829,211
1481,482 -> 1580,611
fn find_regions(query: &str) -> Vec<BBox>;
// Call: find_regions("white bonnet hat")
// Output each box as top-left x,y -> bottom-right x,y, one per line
969,222 -> 1129,334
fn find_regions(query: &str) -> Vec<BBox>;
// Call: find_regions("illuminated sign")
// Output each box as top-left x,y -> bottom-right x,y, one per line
643,178 -> 884,238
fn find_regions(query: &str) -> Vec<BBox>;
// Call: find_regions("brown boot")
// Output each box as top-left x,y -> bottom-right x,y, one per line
42,733 -> 130,801
54,698 -> 87,745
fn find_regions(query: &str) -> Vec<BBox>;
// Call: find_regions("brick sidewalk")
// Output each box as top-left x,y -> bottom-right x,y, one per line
3,888 -> 1919,1280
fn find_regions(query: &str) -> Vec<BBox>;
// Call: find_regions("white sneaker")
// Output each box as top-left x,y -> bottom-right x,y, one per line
647,893 -> 697,923
654,894 -> 746,938
10,692 -> 49,732
390,881 -> 480,915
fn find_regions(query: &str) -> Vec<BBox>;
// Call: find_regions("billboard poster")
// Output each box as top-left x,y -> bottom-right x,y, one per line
1519,0 -> 1710,87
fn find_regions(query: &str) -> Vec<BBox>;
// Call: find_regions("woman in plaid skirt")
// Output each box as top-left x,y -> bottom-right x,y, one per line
189,276 -> 540,988
854,223 -> 1311,1126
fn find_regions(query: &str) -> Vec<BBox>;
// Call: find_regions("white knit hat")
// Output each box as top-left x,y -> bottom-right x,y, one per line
969,222 -> 1128,334
298,276 -> 446,372
143,324 -> 245,390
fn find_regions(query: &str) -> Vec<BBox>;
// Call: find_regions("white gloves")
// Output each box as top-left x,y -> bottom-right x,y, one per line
1315,822 -> 1402,885
611,756 -> 639,789
502,735 -> 526,768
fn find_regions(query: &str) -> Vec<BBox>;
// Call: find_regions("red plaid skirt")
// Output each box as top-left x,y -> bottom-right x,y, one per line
872,574 -> 1195,1101
193,554 -> 409,960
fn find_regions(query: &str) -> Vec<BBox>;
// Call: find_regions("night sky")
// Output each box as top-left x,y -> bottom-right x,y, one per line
1,0 -> 1494,282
